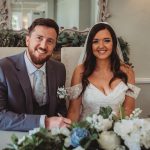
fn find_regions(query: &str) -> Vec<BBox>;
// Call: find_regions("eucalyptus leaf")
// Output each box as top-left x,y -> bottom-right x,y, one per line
98,106 -> 112,119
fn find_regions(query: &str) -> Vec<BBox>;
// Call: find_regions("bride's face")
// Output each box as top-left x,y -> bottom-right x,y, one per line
92,29 -> 113,60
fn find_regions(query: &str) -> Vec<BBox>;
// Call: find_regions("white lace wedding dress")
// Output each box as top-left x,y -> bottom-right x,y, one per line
68,81 -> 140,121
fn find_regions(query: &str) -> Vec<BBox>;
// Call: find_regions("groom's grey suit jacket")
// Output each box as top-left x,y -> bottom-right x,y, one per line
0,52 -> 67,131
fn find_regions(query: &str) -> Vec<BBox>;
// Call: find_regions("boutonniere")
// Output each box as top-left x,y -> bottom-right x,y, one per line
57,86 -> 69,100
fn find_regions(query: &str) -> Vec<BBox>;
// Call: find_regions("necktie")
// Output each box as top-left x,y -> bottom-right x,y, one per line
33,70 -> 44,106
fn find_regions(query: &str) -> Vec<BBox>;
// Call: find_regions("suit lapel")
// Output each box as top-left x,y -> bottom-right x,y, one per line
15,53 -> 33,113
46,60 -> 57,116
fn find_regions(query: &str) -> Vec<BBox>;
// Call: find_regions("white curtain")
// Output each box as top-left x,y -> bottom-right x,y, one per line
97,0 -> 110,22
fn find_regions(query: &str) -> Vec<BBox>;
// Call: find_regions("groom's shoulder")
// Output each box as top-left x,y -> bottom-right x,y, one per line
48,58 -> 65,69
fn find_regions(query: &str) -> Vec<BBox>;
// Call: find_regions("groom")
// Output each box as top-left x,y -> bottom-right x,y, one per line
0,18 -> 71,131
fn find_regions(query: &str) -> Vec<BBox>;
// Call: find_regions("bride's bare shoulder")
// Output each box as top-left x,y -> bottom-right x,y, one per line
74,64 -> 84,73
120,63 -> 135,83
71,64 -> 84,85
120,63 -> 134,75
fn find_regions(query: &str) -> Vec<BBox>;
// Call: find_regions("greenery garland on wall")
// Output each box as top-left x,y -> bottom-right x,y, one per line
0,29 -> 26,47
0,29 -> 131,65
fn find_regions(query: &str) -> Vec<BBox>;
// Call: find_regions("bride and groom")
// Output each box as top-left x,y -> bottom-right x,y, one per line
0,18 -> 140,131
67,22 -> 140,121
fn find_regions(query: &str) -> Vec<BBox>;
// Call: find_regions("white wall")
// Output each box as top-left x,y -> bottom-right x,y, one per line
79,0 -> 91,30
56,0 -> 93,29
90,0 -> 99,26
136,84 -> 150,118
0,47 -> 26,59
47,0 -> 54,19
56,0 -> 79,29
107,0 -> 150,79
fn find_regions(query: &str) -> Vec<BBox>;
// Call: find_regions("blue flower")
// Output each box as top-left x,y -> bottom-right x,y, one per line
70,128 -> 89,147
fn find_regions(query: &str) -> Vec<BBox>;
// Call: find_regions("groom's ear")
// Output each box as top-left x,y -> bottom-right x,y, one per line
26,35 -> 30,47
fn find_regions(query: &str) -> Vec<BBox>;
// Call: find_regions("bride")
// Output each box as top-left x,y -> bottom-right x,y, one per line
67,22 -> 140,122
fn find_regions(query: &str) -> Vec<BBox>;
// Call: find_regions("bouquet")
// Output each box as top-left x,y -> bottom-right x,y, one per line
3,107 -> 150,150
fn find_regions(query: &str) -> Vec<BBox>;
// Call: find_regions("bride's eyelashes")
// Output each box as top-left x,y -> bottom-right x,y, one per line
104,38 -> 112,43
92,38 -> 112,44
92,39 -> 99,44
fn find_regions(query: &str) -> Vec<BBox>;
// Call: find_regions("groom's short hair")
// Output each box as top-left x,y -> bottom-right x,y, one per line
28,18 -> 59,36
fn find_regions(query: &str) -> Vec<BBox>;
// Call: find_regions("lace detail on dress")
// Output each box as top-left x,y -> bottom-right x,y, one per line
67,84 -> 83,100
80,81 -> 128,121
126,83 -> 141,99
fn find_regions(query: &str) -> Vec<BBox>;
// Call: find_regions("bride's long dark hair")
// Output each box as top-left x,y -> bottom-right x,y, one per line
81,23 -> 127,95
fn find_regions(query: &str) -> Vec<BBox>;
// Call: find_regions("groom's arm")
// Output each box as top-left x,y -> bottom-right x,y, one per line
0,63 -> 41,131
0,110 -> 41,131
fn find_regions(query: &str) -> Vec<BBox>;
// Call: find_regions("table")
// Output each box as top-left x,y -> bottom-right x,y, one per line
0,131 -> 27,149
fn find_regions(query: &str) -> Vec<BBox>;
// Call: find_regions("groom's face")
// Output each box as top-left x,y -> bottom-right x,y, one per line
26,25 -> 57,67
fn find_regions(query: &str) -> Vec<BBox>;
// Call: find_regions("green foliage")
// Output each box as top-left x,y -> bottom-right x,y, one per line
119,105 -> 126,120
0,29 -> 131,65
0,29 -> 26,47
4,128 -> 66,150
118,37 -> 132,66
58,31 -> 87,47
98,106 -> 112,119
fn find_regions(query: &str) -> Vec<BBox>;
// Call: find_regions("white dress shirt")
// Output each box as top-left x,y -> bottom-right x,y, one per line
24,51 -> 46,128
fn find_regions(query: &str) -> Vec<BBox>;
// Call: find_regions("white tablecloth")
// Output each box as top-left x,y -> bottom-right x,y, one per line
0,130 -> 28,149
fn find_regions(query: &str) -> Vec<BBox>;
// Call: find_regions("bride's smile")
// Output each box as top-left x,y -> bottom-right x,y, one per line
92,28 -> 113,60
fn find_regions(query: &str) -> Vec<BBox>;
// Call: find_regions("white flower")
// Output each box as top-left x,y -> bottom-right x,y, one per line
51,127 -> 70,136
140,119 -> 150,149
128,108 -> 142,119
100,118 -> 113,131
17,136 -> 26,145
51,127 -> 60,135
60,127 -> 71,136
73,146 -> 85,150
98,131 -> 121,150
114,119 -> 141,138
114,119 -> 143,150
29,127 -> 40,135
115,145 -> 126,150
140,130 -> 150,149
124,133 -> 141,150
86,116 -> 92,123
57,86 -> 68,99
64,136 -> 71,147
86,114 -> 113,132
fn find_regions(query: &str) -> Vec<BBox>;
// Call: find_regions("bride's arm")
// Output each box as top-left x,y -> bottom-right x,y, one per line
120,65 -> 136,116
67,65 -> 84,122
67,96 -> 82,122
